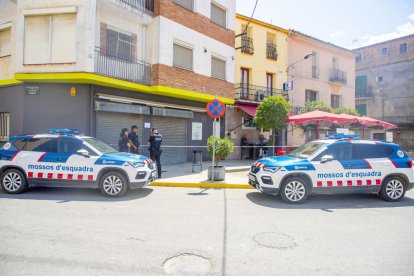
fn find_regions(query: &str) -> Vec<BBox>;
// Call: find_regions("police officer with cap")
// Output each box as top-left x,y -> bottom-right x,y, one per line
148,128 -> 163,178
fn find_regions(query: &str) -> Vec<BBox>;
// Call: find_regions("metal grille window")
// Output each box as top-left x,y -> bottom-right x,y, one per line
241,24 -> 254,54
173,43 -> 193,70
172,0 -> 193,11
331,95 -> 340,108
211,56 -> 226,80
106,29 -> 132,61
211,3 -> 227,28
0,113 -> 10,141
305,90 -> 318,102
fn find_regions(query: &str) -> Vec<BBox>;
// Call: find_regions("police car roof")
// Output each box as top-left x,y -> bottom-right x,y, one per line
10,134 -> 93,140
315,139 -> 397,146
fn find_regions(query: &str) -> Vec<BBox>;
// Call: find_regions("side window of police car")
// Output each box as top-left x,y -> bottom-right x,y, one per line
58,138 -> 96,156
314,143 -> 352,161
352,144 -> 389,159
25,138 -> 58,153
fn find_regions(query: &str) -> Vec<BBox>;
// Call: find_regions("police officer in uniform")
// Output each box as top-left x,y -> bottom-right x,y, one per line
128,125 -> 140,154
148,129 -> 163,178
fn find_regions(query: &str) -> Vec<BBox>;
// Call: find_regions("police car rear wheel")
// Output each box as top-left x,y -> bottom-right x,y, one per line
380,176 -> 406,201
1,169 -> 28,194
100,171 -> 128,197
280,177 -> 309,204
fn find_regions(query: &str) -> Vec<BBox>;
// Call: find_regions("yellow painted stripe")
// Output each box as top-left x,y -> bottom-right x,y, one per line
0,79 -> 22,86
150,182 -> 252,189
12,72 -> 234,104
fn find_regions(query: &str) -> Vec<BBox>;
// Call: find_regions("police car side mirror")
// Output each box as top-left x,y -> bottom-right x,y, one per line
320,155 -> 334,163
76,149 -> 90,158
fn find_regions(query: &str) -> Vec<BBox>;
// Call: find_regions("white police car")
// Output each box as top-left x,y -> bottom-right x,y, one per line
0,129 -> 157,197
249,134 -> 414,204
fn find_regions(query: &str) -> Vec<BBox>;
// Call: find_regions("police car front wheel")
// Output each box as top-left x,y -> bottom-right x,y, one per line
280,177 -> 309,204
1,169 -> 28,194
380,176 -> 406,202
100,171 -> 128,197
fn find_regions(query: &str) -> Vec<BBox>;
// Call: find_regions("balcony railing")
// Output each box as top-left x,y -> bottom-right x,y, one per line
235,83 -> 288,102
329,68 -> 347,84
119,0 -> 154,16
266,43 -> 277,60
94,47 -> 151,85
241,36 -> 254,54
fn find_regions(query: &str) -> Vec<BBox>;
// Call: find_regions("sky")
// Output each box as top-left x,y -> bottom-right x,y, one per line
236,0 -> 414,49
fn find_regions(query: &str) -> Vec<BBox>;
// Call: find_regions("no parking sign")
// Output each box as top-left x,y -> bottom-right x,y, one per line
206,99 -> 225,119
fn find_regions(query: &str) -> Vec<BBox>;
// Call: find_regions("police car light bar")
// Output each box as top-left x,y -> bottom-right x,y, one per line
325,133 -> 360,140
49,128 -> 81,135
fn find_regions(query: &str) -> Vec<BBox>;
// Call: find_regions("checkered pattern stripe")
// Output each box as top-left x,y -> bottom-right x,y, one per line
27,172 -> 94,181
316,179 -> 382,187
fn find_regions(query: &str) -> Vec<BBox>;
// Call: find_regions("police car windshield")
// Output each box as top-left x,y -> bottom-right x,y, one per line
287,141 -> 325,159
82,138 -> 118,154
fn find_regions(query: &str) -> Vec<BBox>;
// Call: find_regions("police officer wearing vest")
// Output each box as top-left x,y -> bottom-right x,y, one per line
148,129 -> 163,178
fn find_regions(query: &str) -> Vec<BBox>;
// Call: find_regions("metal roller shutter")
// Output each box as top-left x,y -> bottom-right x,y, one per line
96,112 -> 144,152
152,116 -> 187,165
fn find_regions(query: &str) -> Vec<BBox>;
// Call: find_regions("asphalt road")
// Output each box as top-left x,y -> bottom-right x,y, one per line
1,186 -> 414,276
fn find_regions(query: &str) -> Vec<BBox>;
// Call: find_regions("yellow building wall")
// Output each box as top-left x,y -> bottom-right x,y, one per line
235,14 -> 288,89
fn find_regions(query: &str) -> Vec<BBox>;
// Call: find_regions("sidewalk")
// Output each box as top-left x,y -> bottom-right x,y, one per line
150,159 -> 253,189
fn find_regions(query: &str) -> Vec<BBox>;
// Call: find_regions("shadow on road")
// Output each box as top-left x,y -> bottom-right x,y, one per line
246,191 -> 414,210
0,187 -> 153,202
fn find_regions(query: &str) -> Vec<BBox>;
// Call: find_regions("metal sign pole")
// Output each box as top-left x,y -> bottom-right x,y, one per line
212,118 -> 216,182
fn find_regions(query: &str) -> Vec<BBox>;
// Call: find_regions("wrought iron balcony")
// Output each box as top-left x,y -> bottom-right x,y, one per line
266,43 -> 278,60
329,68 -> 347,84
241,36 -> 254,54
94,47 -> 151,85
235,83 -> 288,102
119,0 -> 154,16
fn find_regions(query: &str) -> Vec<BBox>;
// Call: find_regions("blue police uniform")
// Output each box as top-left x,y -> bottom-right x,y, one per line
149,133 -> 163,178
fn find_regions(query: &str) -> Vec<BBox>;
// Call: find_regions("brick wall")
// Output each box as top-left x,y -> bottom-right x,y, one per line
154,0 -> 235,47
152,63 -> 234,99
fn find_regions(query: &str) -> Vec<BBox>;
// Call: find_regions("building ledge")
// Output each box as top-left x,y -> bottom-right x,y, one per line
1,73 -> 234,105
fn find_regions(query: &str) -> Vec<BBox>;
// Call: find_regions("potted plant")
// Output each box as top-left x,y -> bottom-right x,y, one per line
207,136 -> 234,181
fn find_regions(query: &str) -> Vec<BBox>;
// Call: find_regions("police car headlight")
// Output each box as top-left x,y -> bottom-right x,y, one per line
263,167 -> 282,173
128,161 -> 145,168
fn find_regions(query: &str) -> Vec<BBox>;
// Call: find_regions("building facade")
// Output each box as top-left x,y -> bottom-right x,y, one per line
225,14 -> 288,159
287,30 -> 356,145
354,34 -> 414,151
0,0 -> 236,164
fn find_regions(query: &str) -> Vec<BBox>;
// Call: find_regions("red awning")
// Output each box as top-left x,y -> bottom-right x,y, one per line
235,103 -> 258,117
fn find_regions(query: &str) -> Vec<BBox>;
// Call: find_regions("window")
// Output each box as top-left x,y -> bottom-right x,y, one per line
241,24 -> 254,54
400,43 -> 407,54
331,95 -> 340,108
106,28 -> 133,61
352,144 -> 388,159
0,112 -> 10,141
356,53 -> 362,62
173,43 -> 193,70
381,47 -> 388,56
12,139 -> 27,150
242,115 -> 256,129
211,56 -> 226,80
312,52 -> 319,78
314,143 -> 352,161
0,27 -> 11,57
266,73 -> 273,92
25,138 -> 58,153
58,138 -> 95,155
332,57 -> 338,69
356,104 -> 367,116
355,75 -> 367,97
24,14 -> 76,64
305,90 -> 318,102
211,3 -> 227,28
172,0 -> 193,11
376,76 -> 383,82
240,68 -> 249,99
266,33 -> 277,60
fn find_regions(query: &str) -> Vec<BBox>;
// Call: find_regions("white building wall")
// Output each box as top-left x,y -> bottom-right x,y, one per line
153,16 -> 235,83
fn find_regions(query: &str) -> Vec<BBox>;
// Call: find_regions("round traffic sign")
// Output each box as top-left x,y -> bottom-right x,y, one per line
206,99 -> 225,119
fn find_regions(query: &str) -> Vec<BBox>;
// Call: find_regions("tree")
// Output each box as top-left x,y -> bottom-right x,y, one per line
254,96 -> 291,147
207,136 -> 234,166
333,107 -> 360,116
299,101 -> 332,114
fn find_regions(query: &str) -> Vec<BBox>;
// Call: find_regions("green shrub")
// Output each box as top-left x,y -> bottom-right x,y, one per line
207,136 -> 234,166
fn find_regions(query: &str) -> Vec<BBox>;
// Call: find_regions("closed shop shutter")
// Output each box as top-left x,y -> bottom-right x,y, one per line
96,112 -> 144,152
152,116 -> 187,165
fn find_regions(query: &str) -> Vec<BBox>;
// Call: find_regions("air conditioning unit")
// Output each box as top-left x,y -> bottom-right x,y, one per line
256,90 -> 267,101
376,76 -> 383,82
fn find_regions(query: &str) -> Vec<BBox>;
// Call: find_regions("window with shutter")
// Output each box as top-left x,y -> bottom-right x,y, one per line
211,56 -> 226,80
355,75 -> 367,97
211,3 -> 226,28
0,28 -> 11,57
173,43 -> 193,71
24,15 -> 50,64
51,14 -> 76,63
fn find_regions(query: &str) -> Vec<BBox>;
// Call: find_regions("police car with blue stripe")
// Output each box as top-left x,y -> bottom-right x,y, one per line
249,134 -> 414,204
0,129 -> 157,197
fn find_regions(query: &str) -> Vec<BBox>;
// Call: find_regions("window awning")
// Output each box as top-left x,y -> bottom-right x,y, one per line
235,103 -> 258,117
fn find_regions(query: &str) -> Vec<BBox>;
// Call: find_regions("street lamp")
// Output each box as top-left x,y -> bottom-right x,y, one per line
286,52 -> 315,73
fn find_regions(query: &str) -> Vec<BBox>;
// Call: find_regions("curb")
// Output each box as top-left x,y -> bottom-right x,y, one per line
150,182 -> 253,189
